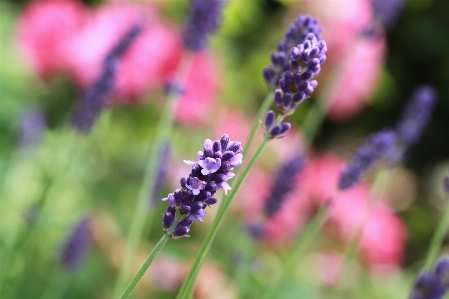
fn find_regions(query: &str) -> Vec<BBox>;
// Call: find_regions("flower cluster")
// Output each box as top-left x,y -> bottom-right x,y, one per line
339,129 -> 396,190
61,217 -> 92,270
162,134 -> 243,238
263,15 -> 327,138
182,0 -> 225,51
396,85 -> 437,146
72,23 -> 142,133
410,257 -> 449,299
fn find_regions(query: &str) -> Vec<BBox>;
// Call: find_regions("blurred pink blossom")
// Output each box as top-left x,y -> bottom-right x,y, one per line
175,51 -> 221,126
63,2 -> 182,100
16,0 -> 88,77
298,0 -> 385,122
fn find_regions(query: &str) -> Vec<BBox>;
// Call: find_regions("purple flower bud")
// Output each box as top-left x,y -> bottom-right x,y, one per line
268,122 -> 291,138
435,257 -> 449,290
410,271 -> 445,299
163,206 -> 176,230
264,110 -> 276,128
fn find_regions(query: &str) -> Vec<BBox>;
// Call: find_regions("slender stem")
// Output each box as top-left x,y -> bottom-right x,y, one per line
261,202 -> 331,299
113,53 -> 194,296
175,138 -> 269,299
243,91 -> 274,157
423,198 -> 449,269
119,214 -> 184,299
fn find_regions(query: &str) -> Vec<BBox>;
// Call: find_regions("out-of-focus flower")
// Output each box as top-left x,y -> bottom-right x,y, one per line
326,36 -> 385,122
19,107 -> 46,148
64,2 -> 182,100
298,0 -> 385,122
16,0 -> 88,77
371,0 -> 407,29
410,257 -> 449,299
339,129 -> 396,190
175,51 -> 221,126
396,85 -> 437,146
71,23 -> 142,133
61,216 -> 92,270
182,0 -> 225,51
162,135 -> 243,238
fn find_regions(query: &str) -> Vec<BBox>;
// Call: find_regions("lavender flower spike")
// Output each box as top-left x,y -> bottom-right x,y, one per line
61,217 -> 92,270
162,134 -> 243,238
396,85 -> 437,146
410,257 -> 449,299
339,129 -> 396,190
72,23 -> 142,133
264,154 -> 305,217
182,0 -> 225,51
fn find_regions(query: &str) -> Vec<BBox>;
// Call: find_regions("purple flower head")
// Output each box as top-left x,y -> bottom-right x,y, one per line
162,134 -> 243,238
72,23 -> 142,133
264,154 -> 305,217
396,85 -> 437,146
371,0 -> 407,29
435,257 -> 449,290
61,217 -> 92,270
339,129 -> 396,190
182,0 -> 225,51
410,271 -> 445,299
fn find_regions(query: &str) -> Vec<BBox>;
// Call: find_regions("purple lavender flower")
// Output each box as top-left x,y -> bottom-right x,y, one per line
61,217 -> 92,270
339,129 -> 396,190
72,23 -> 142,133
19,107 -> 46,148
410,257 -> 449,299
162,134 -> 243,238
264,154 -> 305,217
396,85 -> 437,146
150,142 -> 171,207
262,15 -> 327,139
371,0 -> 407,29
182,0 -> 225,51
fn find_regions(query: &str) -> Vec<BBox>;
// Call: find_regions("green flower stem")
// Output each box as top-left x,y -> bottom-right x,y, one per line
423,195 -> 449,270
119,214 -> 185,299
331,170 -> 391,298
112,53 -> 194,297
243,91 -> 274,156
175,138 -> 269,299
261,202 -> 331,299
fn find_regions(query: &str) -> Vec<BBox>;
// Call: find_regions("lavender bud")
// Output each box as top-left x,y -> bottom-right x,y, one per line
264,110 -> 276,128
435,257 -> 449,290
410,271 -> 445,299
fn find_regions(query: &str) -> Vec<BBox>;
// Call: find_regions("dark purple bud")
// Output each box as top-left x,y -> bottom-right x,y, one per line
163,207 -> 176,229
196,190 -> 211,202
214,151 -> 222,159
293,92 -> 306,103
221,151 -> 235,162
264,110 -> 276,128
204,197 -> 218,205
220,134 -> 230,150
180,205 -> 191,214
282,93 -> 292,108
174,190 -> 184,206
410,271 -> 445,299
274,90 -> 284,106
180,177 -> 188,189
227,142 -> 242,154
278,122 -> 291,135
212,140 -> 221,153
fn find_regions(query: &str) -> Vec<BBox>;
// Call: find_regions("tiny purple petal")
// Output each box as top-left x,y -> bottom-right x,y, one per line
198,157 -> 221,175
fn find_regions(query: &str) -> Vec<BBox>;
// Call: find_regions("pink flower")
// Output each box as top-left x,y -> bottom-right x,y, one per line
326,37 -> 386,122
175,51 -> 221,126
16,0 -> 88,77
63,2 -> 181,100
